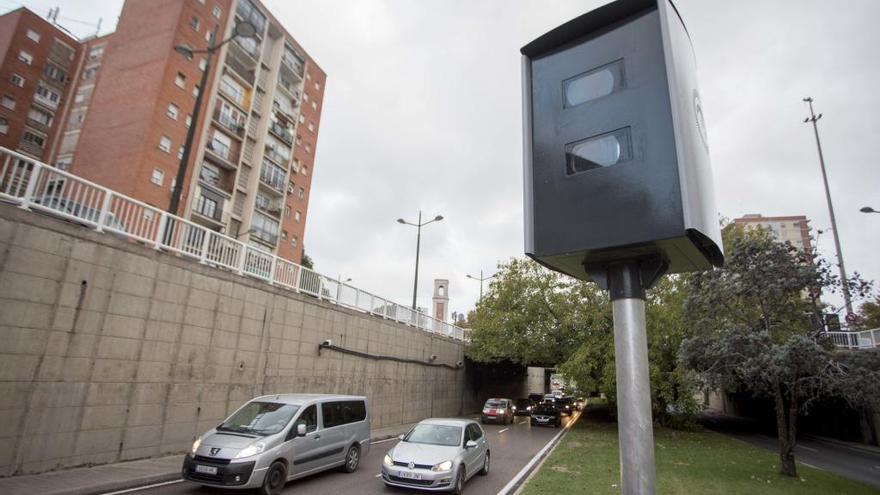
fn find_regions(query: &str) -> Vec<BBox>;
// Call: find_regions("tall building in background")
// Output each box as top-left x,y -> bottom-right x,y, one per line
66,0 -> 325,264
0,8 -> 82,162
734,214 -> 813,254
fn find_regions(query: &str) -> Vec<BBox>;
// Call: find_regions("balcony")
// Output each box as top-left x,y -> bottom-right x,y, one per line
259,160 -> 287,194
213,108 -> 245,139
255,197 -> 283,217
268,121 -> 294,146
272,98 -> 297,121
225,52 -> 255,87
198,163 -> 234,195
231,35 -> 260,62
277,76 -> 301,101
204,137 -> 240,170
263,145 -> 289,166
281,50 -> 305,81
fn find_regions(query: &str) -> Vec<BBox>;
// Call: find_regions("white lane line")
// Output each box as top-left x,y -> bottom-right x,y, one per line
497,410 -> 582,495
100,479 -> 184,495
798,445 -> 818,452
371,437 -> 399,445
802,462 -> 825,471
375,473 -> 382,478
499,428 -> 509,433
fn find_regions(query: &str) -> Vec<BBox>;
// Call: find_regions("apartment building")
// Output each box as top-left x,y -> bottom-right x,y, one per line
734,214 -> 813,254
0,8 -> 82,162
67,0 -> 325,264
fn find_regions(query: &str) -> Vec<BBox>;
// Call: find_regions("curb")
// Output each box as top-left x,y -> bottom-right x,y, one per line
497,409 -> 583,495
73,472 -> 182,495
803,434 -> 880,456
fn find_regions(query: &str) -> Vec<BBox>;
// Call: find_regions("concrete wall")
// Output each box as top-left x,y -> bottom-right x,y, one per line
0,206 -> 468,476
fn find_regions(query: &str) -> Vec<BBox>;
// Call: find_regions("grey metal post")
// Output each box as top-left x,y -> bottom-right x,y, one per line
609,261 -> 656,495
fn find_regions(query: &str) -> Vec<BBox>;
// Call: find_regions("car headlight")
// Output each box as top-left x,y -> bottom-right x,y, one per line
384,454 -> 394,467
432,460 -> 453,472
527,406 -> 532,411
235,442 -> 265,459
512,405 -> 517,411
191,437 -> 201,454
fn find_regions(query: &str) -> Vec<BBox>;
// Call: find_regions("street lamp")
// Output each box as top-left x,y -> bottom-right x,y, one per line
466,269 -> 496,302
397,211 -> 444,310
860,206 -> 879,214
167,21 -> 257,216
803,97 -> 853,316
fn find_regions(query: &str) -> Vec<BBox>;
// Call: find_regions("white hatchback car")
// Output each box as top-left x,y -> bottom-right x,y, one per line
382,418 -> 489,494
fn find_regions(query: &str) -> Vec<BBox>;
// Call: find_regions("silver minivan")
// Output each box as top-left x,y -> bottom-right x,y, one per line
182,394 -> 370,495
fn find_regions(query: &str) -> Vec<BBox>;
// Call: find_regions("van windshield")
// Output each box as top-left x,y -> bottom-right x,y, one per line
219,402 -> 300,436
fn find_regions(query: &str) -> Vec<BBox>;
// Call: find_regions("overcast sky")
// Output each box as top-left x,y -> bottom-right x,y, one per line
6,0 -> 879,319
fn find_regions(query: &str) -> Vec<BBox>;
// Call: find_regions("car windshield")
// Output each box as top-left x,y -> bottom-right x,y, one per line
484,400 -> 504,408
219,402 -> 299,436
535,405 -> 557,414
515,399 -> 531,407
404,424 -> 462,447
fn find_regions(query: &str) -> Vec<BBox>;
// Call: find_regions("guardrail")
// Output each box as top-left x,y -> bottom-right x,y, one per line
822,329 -> 880,350
0,146 -> 466,341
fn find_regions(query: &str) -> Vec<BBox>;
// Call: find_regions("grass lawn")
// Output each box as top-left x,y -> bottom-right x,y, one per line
521,407 -> 879,495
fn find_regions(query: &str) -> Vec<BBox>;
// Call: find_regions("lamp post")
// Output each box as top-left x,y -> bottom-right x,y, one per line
466,269 -> 496,302
397,211 -> 443,310
167,21 -> 257,216
860,206 -> 879,214
803,97 -> 853,316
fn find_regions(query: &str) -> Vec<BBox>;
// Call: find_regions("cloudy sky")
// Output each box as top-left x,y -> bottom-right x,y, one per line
5,0 -> 879,319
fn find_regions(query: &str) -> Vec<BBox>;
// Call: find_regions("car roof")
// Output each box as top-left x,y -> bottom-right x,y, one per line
250,394 -> 366,406
418,418 -> 476,428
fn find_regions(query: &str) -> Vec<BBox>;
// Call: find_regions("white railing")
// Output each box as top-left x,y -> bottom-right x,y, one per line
0,146 -> 466,342
822,329 -> 880,350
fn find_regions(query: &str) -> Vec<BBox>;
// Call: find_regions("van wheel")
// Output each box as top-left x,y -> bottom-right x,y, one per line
342,444 -> 360,473
258,461 -> 286,495
453,467 -> 466,495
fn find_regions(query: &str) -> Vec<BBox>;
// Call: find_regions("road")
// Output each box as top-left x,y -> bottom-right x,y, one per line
701,413 -> 880,489
123,413 -> 577,495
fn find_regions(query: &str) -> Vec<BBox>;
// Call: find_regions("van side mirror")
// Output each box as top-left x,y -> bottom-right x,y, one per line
465,440 -> 477,449
297,423 -> 307,437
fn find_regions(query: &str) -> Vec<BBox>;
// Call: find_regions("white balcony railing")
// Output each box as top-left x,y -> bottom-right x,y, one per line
0,146 -> 465,341
822,329 -> 880,350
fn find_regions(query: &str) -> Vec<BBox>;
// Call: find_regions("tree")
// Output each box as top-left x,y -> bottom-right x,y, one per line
301,250 -> 314,270
680,225 -> 877,477
856,295 -> 880,329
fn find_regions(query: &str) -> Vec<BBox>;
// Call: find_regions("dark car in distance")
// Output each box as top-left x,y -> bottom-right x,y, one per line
530,402 -> 561,428
513,398 -> 533,416
556,397 -> 575,416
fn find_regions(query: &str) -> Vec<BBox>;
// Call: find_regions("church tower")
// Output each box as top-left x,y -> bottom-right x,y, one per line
433,279 -> 449,322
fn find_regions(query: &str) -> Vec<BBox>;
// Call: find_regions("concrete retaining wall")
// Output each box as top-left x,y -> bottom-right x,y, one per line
0,206 -> 469,476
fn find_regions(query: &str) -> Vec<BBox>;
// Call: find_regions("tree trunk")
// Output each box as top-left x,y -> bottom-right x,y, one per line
773,384 -> 798,477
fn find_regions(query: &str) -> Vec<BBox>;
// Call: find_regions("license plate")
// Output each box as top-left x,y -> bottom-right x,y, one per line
195,464 -> 218,475
397,470 -> 422,480
537,418 -> 548,422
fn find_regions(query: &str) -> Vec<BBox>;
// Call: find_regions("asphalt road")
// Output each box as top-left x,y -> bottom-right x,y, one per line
701,413 -> 880,489
128,413 -> 577,495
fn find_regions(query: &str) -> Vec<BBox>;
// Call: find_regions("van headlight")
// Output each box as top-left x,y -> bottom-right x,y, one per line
383,454 -> 393,467
432,460 -> 453,472
235,442 -> 265,459
191,437 -> 201,454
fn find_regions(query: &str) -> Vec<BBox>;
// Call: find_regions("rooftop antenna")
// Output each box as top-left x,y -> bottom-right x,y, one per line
95,17 -> 102,36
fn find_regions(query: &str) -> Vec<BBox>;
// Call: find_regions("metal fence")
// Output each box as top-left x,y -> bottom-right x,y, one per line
0,146 -> 466,341
822,329 -> 880,350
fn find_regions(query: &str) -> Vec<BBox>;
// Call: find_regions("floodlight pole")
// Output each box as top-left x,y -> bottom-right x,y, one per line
608,260 -> 656,495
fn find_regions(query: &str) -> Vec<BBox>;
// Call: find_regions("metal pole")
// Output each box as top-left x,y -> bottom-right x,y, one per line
412,210 -> 422,310
168,27 -> 217,216
609,261 -> 656,495
479,269 -> 483,301
804,97 -> 853,315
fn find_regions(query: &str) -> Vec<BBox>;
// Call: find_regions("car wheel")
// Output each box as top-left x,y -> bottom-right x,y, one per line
258,461 -> 287,495
453,467 -> 466,495
342,444 -> 360,473
479,452 -> 490,476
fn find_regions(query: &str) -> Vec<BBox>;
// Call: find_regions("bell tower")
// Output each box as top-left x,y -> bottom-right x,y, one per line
432,279 -> 449,322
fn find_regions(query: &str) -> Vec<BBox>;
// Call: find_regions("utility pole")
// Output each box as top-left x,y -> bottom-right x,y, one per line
803,97 -> 853,316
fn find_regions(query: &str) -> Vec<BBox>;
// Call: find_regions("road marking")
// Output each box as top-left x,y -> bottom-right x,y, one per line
497,410 -> 582,495
798,445 -> 818,452
371,437 -> 399,445
375,473 -> 382,478
802,462 -> 825,471
499,428 -> 509,433
100,479 -> 183,494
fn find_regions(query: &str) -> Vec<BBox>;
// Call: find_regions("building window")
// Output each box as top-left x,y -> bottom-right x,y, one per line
190,16 -> 200,31
175,72 -> 186,89
10,74 -> 24,87
291,235 -> 297,247
26,29 -> 40,42
22,130 -> 46,148
1,96 -> 15,110
88,46 -> 104,60
308,122 -> 315,132
177,145 -> 184,159
304,143 -> 311,154
306,72 -> 311,80
35,83 -> 60,107
212,6 -> 222,18
251,212 -> 279,244
295,210 -> 301,222
196,194 -> 218,219
17,51 -> 33,65
200,162 -> 221,187
151,168 -> 165,185
43,64 -> 66,84
27,107 -> 53,126
314,81 -> 320,91
55,157 -> 71,170
298,187 -> 305,199
0,118 -> 8,134
185,114 -> 192,128
82,67 -> 97,81
311,101 -> 317,111
284,205 -> 291,217
198,58 -> 207,71
281,230 -> 288,241
167,103 -> 179,120
159,136 -> 172,153
302,92 -> 308,102
298,114 -> 305,124
192,85 -> 200,98
302,165 -> 308,176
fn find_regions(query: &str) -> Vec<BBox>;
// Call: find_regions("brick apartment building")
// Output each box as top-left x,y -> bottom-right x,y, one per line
0,0 -> 325,264
734,214 -> 813,254
0,8 -> 82,162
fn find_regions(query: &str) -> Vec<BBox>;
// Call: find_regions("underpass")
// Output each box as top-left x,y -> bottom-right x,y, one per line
112,413 -> 579,495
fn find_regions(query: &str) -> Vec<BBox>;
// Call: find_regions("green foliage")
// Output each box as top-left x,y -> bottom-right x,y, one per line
301,251 -> 314,270
856,295 -> 880,329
